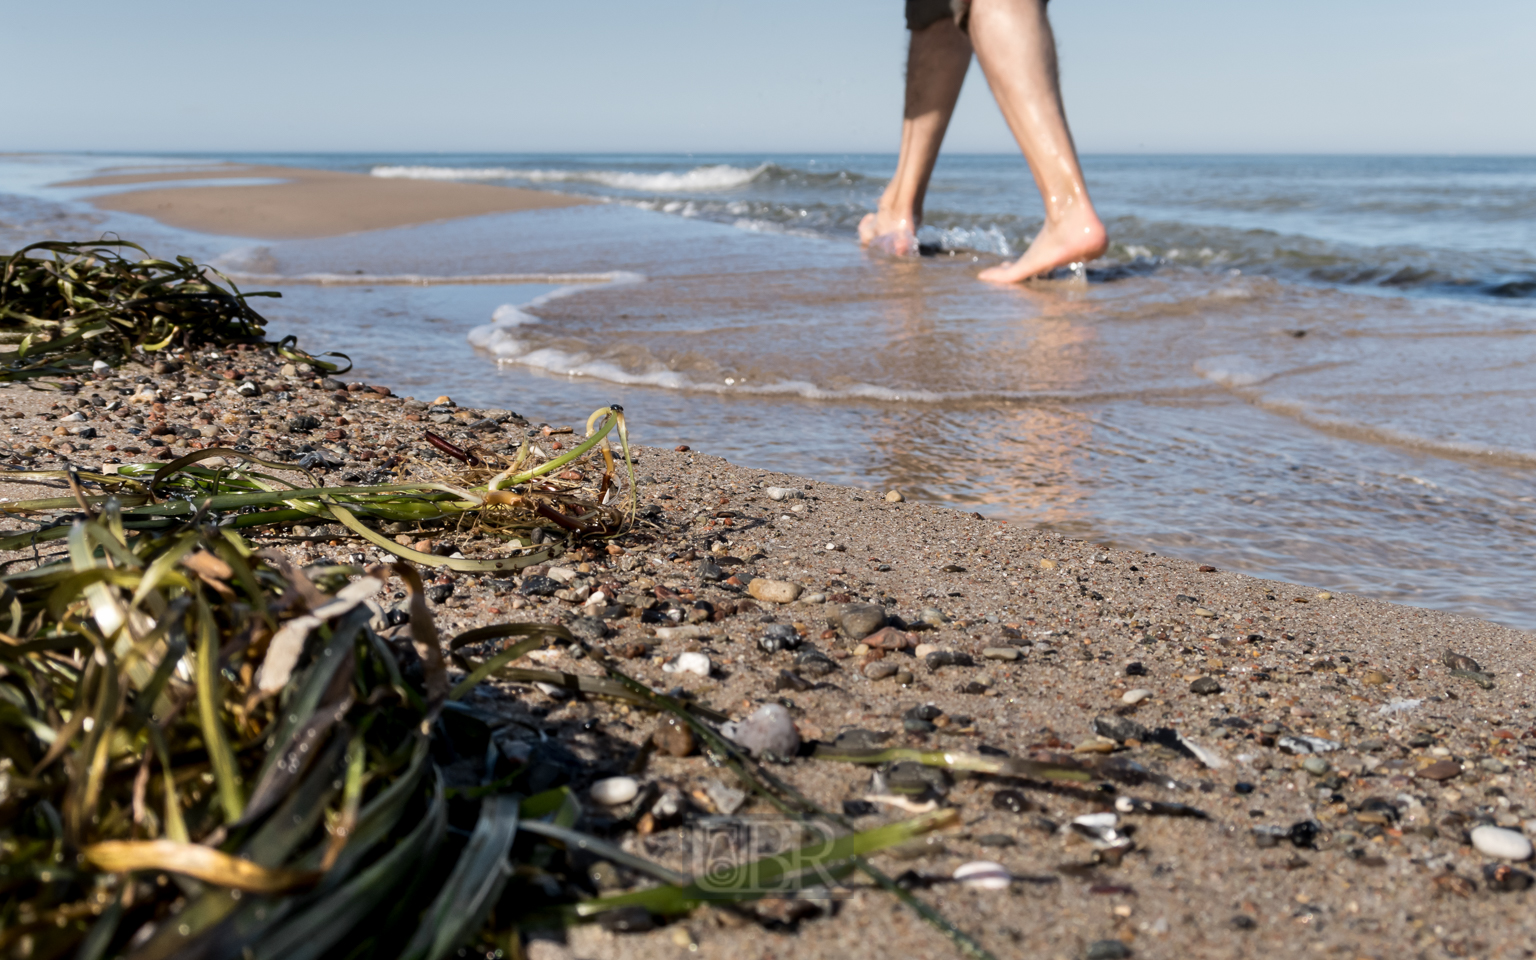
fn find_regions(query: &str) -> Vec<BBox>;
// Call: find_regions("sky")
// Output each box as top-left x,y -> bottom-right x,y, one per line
7,0 -> 1534,155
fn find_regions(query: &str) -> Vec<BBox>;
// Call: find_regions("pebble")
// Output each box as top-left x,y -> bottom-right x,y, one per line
884,490 -> 904,502
953,861 -> 1011,890
864,661 -> 899,680
864,626 -> 914,650
1361,670 -> 1389,685
894,670 -> 914,685
764,486 -> 804,501
758,623 -> 802,653
1121,688 -> 1153,705
1193,607 -> 1216,619
748,578 -> 803,604
654,625 -> 713,641
1189,676 -> 1222,695
913,643 -> 939,659
794,649 -> 838,677
590,776 -> 640,806
1277,735 -> 1341,755
651,717 -> 695,757
662,652 -> 711,677
1085,941 -> 1132,960
1302,756 -> 1330,777
727,703 -> 801,759
925,650 -> 973,669
919,607 -> 949,626
1093,716 -> 1150,743
702,778 -> 746,815
839,603 -> 887,639
982,647 -> 1020,661
992,789 -> 1032,814
1471,825 -> 1534,861
1417,759 -> 1462,781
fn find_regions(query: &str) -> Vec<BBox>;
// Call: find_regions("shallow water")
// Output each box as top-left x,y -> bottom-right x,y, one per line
2,153 -> 1533,629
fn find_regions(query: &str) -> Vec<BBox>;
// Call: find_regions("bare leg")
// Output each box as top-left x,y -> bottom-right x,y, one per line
969,0 -> 1107,283
859,19 -> 972,256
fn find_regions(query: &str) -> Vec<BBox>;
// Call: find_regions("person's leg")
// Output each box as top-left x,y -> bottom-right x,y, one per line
967,0 -> 1107,283
858,18 -> 972,256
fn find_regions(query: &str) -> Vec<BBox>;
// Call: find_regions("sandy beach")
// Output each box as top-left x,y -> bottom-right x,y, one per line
61,163 -> 589,239
2,348 -> 1533,960
4,163 -> 1534,960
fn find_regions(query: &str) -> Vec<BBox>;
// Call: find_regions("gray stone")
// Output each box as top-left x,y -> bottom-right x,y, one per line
727,704 -> 801,759
1302,756 -> 1330,777
925,650 -> 974,669
981,647 -> 1020,661
838,603 -> 887,639
1085,939 -> 1132,960
1093,716 -> 1151,743
794,649 -> 838,677
863,661 -> 899,680
1189,676 -> 1222,695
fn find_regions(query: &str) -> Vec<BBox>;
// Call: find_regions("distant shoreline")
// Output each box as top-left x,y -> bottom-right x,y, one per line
58,162 -> 590,240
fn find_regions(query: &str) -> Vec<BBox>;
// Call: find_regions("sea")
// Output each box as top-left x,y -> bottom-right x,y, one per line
1,152 -> 1533,628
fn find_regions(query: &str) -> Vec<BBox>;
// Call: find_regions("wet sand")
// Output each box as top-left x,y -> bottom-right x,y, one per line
2,354 -> 1534,960
59,163 -> 589,239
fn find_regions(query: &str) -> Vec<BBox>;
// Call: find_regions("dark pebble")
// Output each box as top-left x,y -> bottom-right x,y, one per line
597,906 -> 654,933
881,761 -> 949,798
1234,782 -> 1255,795
925,650 -> 974,669
1189,676 -> 1222,695
991,789 -> 1032,814
697,560 -> 726,582
842,799 -> 879,817
956,681 -> 989,695
904,704 -> 944,722
838,603 -> 887,639
1124,661 -> 1146,676
567,617 -> 608,641
903,717 -> 937,734
1092,715 -> 1150,743
793,649 -> 838,677
1085,940 -> 1132,960
520,575 -> 559,597
1230,914 -> 1257,930
425,582 -> 454,604
1288,819 -> 1322,848
1484,864 -> 1535,892
759,623 -> 802,653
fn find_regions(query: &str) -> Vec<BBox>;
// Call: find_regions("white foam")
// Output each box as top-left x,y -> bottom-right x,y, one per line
371,163 -> 768,193
1192,355 -> 1277,388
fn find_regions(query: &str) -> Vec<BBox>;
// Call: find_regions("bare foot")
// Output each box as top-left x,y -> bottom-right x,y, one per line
859,210 -> 920,258
977,209 -> 1108,283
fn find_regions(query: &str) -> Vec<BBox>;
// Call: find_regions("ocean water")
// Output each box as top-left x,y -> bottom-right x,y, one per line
2,152 -> 1534,628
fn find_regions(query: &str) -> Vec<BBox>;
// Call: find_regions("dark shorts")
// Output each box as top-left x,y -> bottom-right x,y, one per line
905,0 -> 970,31
905,0 -> 1047,32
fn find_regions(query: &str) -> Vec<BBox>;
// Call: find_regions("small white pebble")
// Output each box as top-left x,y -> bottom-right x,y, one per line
1471,825 -> 1534,861
92,360 -> 112,375
590,776 -> 639,806
765,486 -> 804,501
1073,812 -> 1119,830
662,651 -> 711,677
953,861 -> 1011,890
913,643 -> 940,659
1121,688 -> 1152,705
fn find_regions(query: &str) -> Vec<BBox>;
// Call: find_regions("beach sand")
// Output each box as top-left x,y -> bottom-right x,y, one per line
60,164 -> 589,239
3,170 -> 1532,959
1,354 -> 1533,960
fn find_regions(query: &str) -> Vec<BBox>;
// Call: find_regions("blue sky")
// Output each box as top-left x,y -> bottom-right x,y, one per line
9,0 -> 1534,154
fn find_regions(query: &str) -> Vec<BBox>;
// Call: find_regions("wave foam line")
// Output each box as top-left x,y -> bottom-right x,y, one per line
222,271 -> 644,287
371,163 -> 767,193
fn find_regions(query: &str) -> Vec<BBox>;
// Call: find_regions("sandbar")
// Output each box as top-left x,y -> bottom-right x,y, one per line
58,163 -> 589,240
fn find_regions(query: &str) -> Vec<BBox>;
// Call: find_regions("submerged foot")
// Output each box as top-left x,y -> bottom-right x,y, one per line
859,210 -> 920,258
978,210 -> 1108,284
